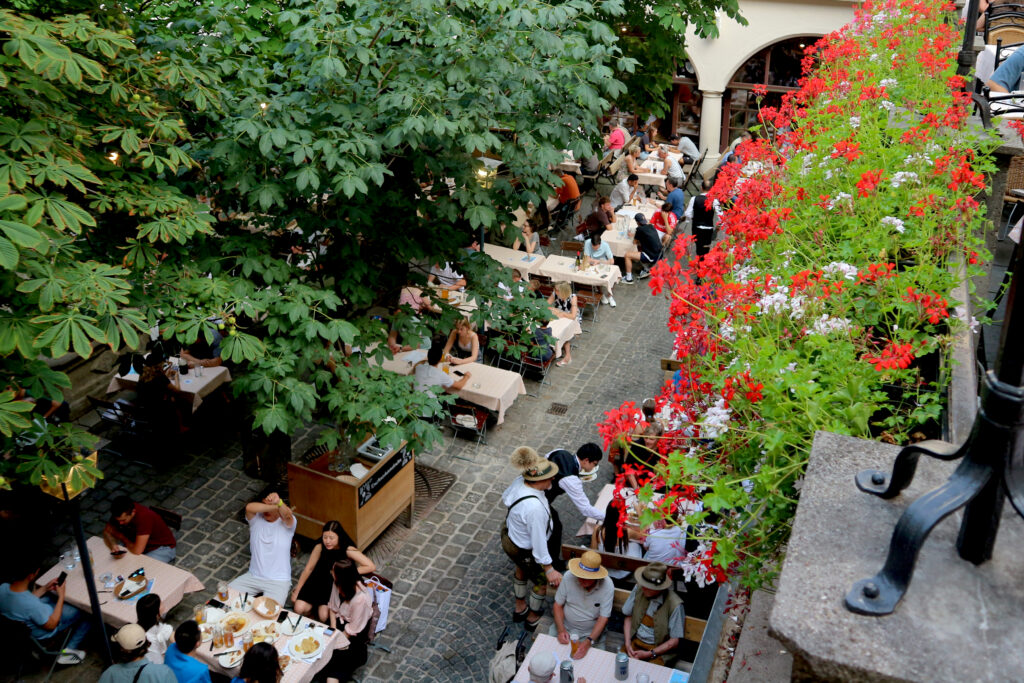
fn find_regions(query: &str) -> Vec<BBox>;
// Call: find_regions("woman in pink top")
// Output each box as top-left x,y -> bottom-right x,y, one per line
322,559 -> 374,683
604,123 -> 625,151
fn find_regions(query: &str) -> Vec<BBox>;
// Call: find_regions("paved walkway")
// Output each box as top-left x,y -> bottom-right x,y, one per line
15,205 -> 676,682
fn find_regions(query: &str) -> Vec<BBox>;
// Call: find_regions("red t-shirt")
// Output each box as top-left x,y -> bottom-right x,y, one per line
127,503 -> 176,551
651,211 -> 677,236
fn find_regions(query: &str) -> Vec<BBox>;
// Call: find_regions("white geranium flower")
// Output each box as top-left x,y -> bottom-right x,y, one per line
881,216 -> 905,234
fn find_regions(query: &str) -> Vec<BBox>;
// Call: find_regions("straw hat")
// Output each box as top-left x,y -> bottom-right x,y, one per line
568,550 -> 609,581
511,446 -> 559,482
634,562 -> 672,591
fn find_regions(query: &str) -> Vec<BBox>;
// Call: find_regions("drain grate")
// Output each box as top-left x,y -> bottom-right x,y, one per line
547,402 -> 569,416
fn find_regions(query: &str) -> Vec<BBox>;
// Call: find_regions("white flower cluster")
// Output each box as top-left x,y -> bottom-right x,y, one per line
826,192 -> 852,210
890,171 -> 918,188
810,314 -> 851,336
879,100 -> 896,113
903,152 -> 932,167
822,261 -> 859,281
720,321 -> 735,342
799,154 -> 815,177
756,287 -> 791,315
882,215 -> 906,233
733,264 -> 758,283
849,116 -> 861,129
880,78 -> 899,89
780,362 -> 799,374
700,398 -> 732,439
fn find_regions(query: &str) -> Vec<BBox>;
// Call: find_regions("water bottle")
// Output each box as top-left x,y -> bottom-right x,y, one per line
559,660 -> 574,683
615,652 -> 629,680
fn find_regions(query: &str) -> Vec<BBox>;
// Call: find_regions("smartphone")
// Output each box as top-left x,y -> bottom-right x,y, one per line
323,628 -> 335,636
207,599 -> 225,609
453,370 -> 465,377
56,571 -> 67,586
276,611 -> 289,623
110,549 -> 127,557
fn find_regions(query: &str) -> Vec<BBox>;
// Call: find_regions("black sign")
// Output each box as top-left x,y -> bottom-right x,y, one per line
358,448 -> 413,508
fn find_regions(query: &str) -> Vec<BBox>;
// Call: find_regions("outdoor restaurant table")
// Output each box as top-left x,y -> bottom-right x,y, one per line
426,286 -> 478,319
376,348 -> 427,375
578,483 -> 615,537
538,255 -> 622,291
455,361 -> 526,425
483,243 -> 548,276
193,588 -> 347,683
558,150 -> 582,174
603,201 -> 660,257
38,536 -> 203,629
106,361 -> 232,412
514,634 -> 685,682
512,195 -> 561,228
547,317 -> 581,358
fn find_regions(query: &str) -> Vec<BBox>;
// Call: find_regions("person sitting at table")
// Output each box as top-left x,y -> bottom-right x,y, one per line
230,641 -> 280,683
133,354 -> 186,436
163,620 -> 210,683
657,177 -> 686,219
583,195 -> 616,235
582,232 -> 616,308
604,122 -> 625,152
397,285 -> 436,315
442,319 -> 481,364
547,282 -> 579,366
531,324 -> 556,363
610,174 -> 640,211
554,169 -> 581,212
103,496 -> 177,563
291,520 -> 375,622
321,559 -> 374,683
625,423 -> 664,489
657,148 -> 684,187
100,623 -> 177,683
427,261 -> 466,290
179,328 -> 223,369
512,221 -> 544,256
987,46 -> 1024,93
551,550 -> 614,655
622,214 -> 662,285
0,553 -> 91,666
624,146 -> 643,176
651,200 -> 679,248
525,652 -> 557,683
414,340 -> 471,400
641,515 -> 687,568
137,593 -> 173,664
673,134 -> 700,163
622,562 -> 685,667
229,491 -> 296,605
594,498 -> 644,582
8,385 -> 70,424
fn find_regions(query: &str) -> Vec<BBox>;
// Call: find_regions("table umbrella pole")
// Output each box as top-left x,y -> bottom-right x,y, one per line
63,483 -> 113,665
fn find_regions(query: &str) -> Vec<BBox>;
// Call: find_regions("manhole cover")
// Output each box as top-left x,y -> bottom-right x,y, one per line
547,403 -> 569,415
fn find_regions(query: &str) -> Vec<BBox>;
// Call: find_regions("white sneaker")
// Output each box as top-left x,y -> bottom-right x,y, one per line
58,649 -> 85,665
623,274 -> 635,284
601,295 -> 609,305
638,269 -> 651,280
607,296 -> 617,307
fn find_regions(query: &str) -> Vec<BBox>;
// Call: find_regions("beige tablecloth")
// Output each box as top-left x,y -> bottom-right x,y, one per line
426,286 -> 478,319
483,243 -> 548,276
515,634 -> 681,682
579,483 -> 616,537
377,349 -> 428,376
603,202 -> 660,257
38,536 -> 203,629
106,363 -> 232,412
539,255 -> 621,291
455,361 -> 526,425
547,317 -> 581,358
193,588 -> 348,683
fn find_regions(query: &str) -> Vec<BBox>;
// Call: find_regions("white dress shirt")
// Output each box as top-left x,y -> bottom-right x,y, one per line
502,477 -> 553,565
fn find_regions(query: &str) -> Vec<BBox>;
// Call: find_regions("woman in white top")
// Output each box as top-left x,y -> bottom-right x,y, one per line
136,593 -> 173,664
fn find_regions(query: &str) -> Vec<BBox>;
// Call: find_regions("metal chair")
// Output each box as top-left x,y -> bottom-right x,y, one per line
447,401 -> 488,446
0,615 -> 75,682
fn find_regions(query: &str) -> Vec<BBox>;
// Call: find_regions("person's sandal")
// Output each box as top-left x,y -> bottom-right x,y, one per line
512,607 -> 529,623
556,358 -> 571,367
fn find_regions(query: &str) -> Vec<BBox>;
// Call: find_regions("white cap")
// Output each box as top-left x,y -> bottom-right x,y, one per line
528,652 -> 557,681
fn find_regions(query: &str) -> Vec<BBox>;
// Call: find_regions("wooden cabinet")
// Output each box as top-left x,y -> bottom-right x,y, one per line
287,440 -> 414,551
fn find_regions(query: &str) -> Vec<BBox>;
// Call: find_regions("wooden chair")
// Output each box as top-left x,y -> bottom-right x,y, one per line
985,5 -> 1024,44
1003,156 -> 1024,241
560,240 -> 583,256
152,506 -> 182,531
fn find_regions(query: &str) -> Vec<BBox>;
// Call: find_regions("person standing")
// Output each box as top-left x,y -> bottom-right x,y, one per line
229,491 -> 296,605
550,551 -> 614,656
99,624 -> 177,683
102,496 -> 177,563
544,443 -> 605,521
501,447 -> 562,631
0,554 -> 91,665
684,178 -> 721,258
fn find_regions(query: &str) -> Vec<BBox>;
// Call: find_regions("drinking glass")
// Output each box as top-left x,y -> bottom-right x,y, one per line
212,624 -> 224,649
62,545 -> 77,571
217,581 -> 230,602
241,631 -> 253,653
194,604 -> 206,624
569,633 -> 581,657
99,572 -> 115,588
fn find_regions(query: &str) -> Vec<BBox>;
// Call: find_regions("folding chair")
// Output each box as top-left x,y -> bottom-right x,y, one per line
683,148 -> 708,196
520,346 -> 555,396
0,615 -> 75,682
447,401 -> 488,447
574,284 -> 603,326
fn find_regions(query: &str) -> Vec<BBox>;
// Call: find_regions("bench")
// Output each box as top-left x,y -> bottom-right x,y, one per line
661,357 -> 683,383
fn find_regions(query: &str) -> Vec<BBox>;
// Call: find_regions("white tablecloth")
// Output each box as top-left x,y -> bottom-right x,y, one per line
106,363 -> 232,412
547,317 -> 582,357
603,202 -> 660,257
539,255 -> 621,291
483,243 -> 548,276
39,536 -> 204,628
455,361 -> 526,425
515,634 -> 685,683
193,588 -> 347,683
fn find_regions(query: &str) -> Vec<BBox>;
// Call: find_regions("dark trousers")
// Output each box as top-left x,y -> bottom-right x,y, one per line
694,225 -> 716,257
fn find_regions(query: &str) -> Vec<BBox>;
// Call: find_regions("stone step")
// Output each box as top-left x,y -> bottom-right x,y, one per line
727,589 -> 792,683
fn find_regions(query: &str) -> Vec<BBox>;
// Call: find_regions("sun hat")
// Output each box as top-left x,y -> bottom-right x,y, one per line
528,652 -> 557,681
634,562 -> 672,591
568,550 -> 609,580
512,446 -> 559,482
111,623 -> 148,650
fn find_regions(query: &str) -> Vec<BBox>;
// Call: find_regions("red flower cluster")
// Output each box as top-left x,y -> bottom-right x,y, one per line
855,169 -> 884,197
831,140 -> 862,161
863,340 -> 917,371
903,286 -> 949,324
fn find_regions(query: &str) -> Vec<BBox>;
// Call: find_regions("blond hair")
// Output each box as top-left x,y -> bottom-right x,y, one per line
554,281 -> 572,300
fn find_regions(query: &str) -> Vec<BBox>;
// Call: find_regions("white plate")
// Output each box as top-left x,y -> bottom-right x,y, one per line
221,611 -> 251,636
251,621 -> 279,643
278,615 -> 306,636
287,632 -> 325,660
218,650 -> 244,669
199,624 -> 214,643
204,607 -> 226,624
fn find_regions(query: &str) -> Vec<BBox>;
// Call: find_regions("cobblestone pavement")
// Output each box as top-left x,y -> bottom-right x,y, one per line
19,209 -> 676,682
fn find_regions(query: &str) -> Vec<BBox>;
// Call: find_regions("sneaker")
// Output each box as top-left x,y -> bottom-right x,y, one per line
623,274 -> 635,284
638,269 -> 651,280
57,649 -> 85,665
601,295 -> 609,305
607,296 -> 617,307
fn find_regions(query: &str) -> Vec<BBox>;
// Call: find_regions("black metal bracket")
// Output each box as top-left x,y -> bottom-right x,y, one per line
845,371 -> 1024,616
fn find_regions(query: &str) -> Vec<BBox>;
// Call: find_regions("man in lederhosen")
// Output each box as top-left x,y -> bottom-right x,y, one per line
501,447 -> 563,631
684,178 -> 721,259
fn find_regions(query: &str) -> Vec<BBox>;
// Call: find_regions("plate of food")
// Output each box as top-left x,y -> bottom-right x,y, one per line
204,607 -> 226,624
218,650 -> 244,669
221,612 -> 251,636
252,596 -> 281,619
287,633 -> 324,661
199,623 -> 214,643
278,654 -> 292,672
278,614 -> 305,636
230,595 -> 254,612
251,621 -> 279,643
